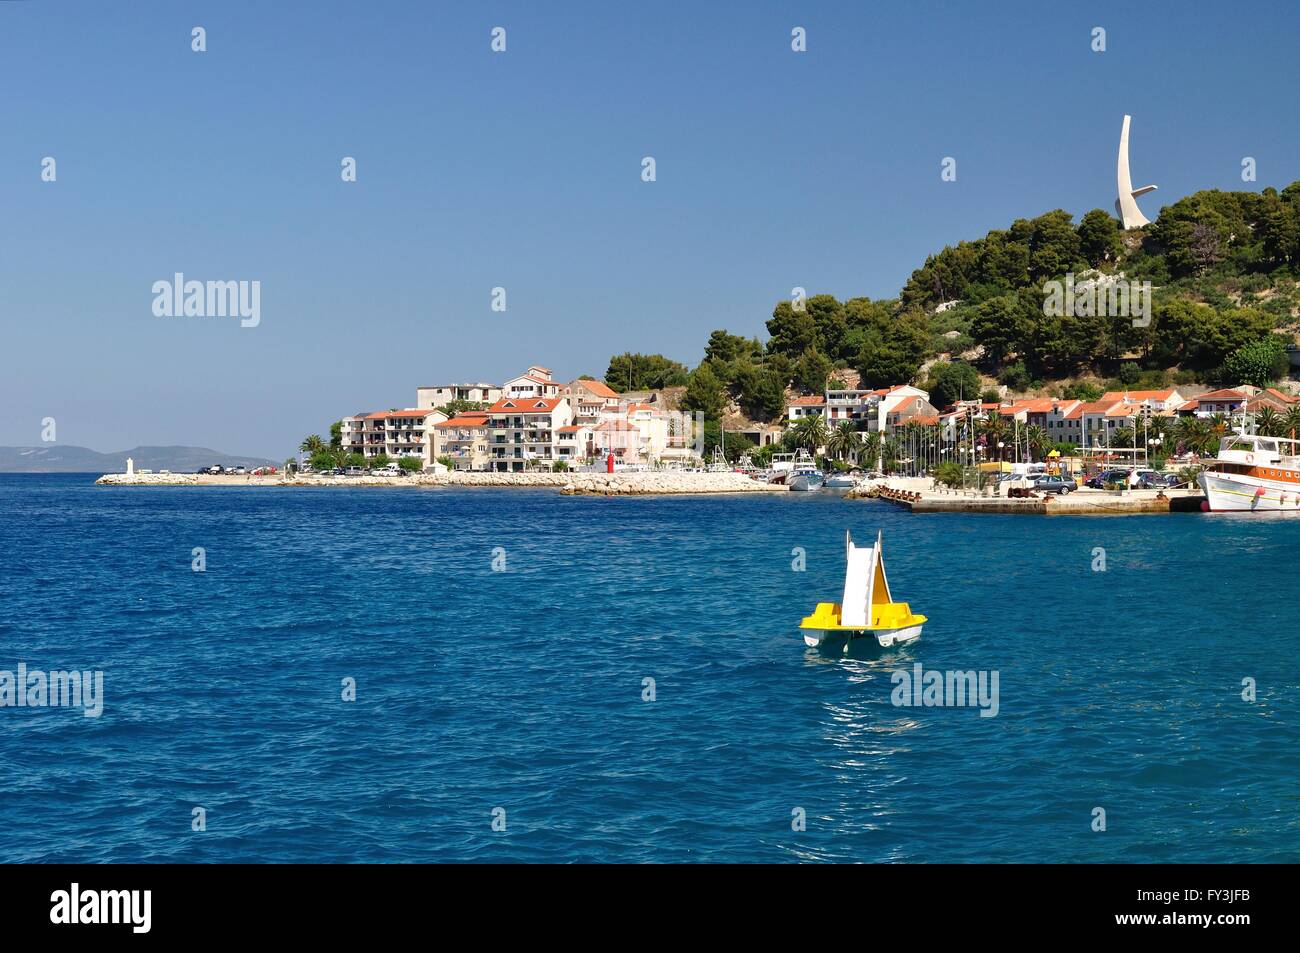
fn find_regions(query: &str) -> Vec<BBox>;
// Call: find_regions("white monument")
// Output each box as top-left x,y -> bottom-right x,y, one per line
1116,114 -> 1157,229
126,457 -> 134,477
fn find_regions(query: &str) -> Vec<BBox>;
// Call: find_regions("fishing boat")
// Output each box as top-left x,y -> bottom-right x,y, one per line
766,452 -> 796,485
799,530 -> 926,649
787,459 -> 824,491
1198,432 -> 1300,512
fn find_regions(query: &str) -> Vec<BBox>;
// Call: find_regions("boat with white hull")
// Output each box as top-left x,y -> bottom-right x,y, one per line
824,473 -> 858,489
787,457 -> 824,491
1198,432 -> 1300,512
799,530 -> 926,650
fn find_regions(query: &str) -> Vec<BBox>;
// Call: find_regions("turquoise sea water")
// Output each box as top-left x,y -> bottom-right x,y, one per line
0,474 -> 1297,863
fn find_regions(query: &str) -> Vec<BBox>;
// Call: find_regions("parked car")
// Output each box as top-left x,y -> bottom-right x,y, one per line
1033,475 -> 1074,494
343,466 -> 365,476
1085,469 -> 1128,489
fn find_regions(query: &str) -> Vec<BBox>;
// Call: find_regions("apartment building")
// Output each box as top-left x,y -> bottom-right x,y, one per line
1178,387 -> 1253,417
502,366 -> 561,400
340,408 -> 448,466
416,382 -> 502,410
788,395 -> 826,423
486,395 -> 574,471
1070,400 -> 1141,449
563,378 -> 622,425
884,394 -> 940,430
592,418 -> 644,464
556,424 -> 594,463
433,413 -> 491,470
1099,388 -> 1187,413
820,384 -> 931,431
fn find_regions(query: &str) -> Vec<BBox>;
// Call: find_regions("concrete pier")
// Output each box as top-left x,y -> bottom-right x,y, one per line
860,483 -> 1206,515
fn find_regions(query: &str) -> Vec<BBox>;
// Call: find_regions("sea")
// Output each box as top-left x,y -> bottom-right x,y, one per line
1,473 -> 1296,863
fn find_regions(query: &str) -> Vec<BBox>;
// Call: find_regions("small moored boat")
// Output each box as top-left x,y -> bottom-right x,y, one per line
799,530 -> 926,649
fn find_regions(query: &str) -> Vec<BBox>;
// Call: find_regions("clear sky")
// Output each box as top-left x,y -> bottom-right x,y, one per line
3,0 -> 1298,458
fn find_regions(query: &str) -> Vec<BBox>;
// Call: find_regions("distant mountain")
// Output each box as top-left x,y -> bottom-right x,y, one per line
0,445 -> 278,473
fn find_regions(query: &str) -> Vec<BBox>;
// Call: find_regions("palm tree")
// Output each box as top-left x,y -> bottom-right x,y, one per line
1257,406 -> 1282,437
300,434 -> 326,455
1176,417 -> 1214,457
1112,426 -> 1136,449
1025,424 -> 1050,462
861,431 -> 883,472
1207,412 -> 1230,442
1283,404 -> 1300,439
826,421 -> 862,464
881,437 -> 902,474
979,411 -> 1008,459
791,414 -> 829,454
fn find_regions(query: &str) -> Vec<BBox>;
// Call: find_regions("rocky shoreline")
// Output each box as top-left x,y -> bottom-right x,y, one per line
95,470 -> 787,495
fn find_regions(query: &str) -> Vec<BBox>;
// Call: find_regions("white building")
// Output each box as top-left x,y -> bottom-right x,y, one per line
788,395 -> 826,422
433,412 -> 491,470
502,365 -> 561,400
416,382 -> 501,410
340,408 -> 448,466
486,395 -> 574,471
820,385 -> 931,431
1099,389 -> 1187,414
563,378 -> 623,425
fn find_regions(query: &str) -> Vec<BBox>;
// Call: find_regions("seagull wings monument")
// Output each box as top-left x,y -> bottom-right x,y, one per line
1116,114 -> 1158,229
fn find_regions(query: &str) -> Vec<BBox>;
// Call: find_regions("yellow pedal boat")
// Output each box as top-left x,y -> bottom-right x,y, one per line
800,530 -> 926,649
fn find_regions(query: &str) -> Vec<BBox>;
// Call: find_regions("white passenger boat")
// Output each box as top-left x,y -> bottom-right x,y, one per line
1199,432 -> 1300,512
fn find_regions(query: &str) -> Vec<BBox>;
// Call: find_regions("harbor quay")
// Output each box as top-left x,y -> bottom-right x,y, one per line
859,478 -> 1207,515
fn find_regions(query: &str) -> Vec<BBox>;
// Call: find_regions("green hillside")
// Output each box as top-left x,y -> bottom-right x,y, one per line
664,183 -> 1300,421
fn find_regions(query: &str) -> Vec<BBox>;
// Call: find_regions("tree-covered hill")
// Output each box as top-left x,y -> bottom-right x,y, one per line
662,183 -> 1300,423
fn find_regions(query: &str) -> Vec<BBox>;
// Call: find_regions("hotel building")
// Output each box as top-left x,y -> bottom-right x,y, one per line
340,408 -> 448,466
416,382 -> 502,410
433,413 -> 491,470
486,395 -> 575,471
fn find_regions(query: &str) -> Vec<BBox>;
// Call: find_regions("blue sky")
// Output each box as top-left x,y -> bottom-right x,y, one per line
2,0 -> 1298,458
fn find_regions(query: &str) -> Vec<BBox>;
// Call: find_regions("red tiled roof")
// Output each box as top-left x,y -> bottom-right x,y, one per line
1004,398 -> 1058,413
1100,389 -> 1179,402
435,414 -> 489,428
791,395 -> 826,406
364,408 -> 438,420
487,397 -> 566,414
1195,388 -> 1249,401
556,425 -> 587,432
570,379 -> 619,399
508,374 -> 556,387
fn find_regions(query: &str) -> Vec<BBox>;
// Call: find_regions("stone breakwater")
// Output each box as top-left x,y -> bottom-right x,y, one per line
96,470 -> 786,495
556,472 -> 785,495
